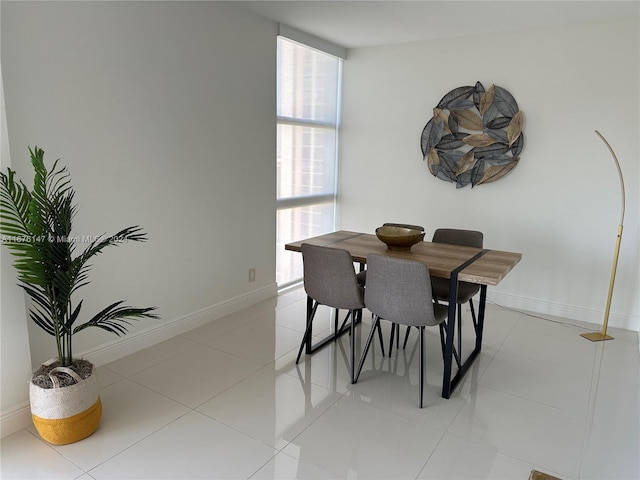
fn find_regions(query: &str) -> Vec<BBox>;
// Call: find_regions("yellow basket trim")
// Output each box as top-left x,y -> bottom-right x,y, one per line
32,397 -> 102,445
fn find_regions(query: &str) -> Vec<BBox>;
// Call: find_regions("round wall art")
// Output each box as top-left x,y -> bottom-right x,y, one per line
421,81 -> 524,188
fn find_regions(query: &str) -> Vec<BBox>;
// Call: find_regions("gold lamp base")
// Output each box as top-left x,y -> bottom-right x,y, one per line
581,332 -> 614,342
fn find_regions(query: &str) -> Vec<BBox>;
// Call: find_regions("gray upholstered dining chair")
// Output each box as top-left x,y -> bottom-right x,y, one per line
296,243 -> 383,383
354,253 -> 448,408
381,223 -> 426,357
401,228 -> 484,363
431,228 -> 483,323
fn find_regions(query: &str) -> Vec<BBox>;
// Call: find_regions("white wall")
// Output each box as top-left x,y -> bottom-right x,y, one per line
0,9 -> 34,435
340,18 -> 639,331
1,1 -> 277,429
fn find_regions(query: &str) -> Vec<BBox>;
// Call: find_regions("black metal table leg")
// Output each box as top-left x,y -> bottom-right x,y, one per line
441,250 -> 490,399
442,275 -> 459,399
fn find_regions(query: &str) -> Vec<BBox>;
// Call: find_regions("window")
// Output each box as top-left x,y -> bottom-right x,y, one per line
276,36 -> 342,288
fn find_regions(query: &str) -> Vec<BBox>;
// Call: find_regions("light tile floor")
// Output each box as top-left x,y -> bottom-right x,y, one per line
2,286 -> 639,480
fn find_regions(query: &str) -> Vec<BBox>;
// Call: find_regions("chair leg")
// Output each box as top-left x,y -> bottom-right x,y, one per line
354,316 -> 380,383
389,323 -> 396,357
469,298 -> 477,329
338,309 -> 351,337
438,323 -> 446,362
350,309 -> 359,383
418,326 -> 425,408
402,326 -> 412,349
376,321 -> 386,356
439,303 -> 462,369
296,300 -> 319,364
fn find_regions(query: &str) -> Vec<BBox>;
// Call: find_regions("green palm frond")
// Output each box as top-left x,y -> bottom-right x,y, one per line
0,169 -> 32,237
29,310 -> 57,336
0,146 -> 158,367
73,301 -> 159,336
64,301 -> 84,333
0,169 -> 40,284
1,147 -> 74,288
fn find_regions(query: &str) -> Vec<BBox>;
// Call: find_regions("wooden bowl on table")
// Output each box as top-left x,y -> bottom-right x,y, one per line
375,225 -> 425,251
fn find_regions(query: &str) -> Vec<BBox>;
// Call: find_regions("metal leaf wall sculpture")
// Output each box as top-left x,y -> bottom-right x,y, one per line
421,82 -> 524,188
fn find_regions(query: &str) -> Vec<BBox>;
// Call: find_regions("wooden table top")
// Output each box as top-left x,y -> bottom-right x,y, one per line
285,230 -> 522,286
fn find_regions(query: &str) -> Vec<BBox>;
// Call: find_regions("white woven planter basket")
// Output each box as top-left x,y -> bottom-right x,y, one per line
29,365 -> 102,445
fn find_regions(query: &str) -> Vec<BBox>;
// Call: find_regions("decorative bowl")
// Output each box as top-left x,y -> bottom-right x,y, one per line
375,225 -> 425,251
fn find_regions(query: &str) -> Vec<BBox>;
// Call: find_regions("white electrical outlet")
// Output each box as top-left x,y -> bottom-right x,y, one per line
249,268 -> 256,282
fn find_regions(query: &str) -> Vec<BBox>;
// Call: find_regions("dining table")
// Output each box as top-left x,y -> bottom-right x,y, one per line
285,230 -> 522,399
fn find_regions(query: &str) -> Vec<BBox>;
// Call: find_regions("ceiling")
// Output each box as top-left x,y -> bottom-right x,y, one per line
226,1 -> 639,49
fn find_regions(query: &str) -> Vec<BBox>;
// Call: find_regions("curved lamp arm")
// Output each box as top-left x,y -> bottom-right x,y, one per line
595,130 -> 625,226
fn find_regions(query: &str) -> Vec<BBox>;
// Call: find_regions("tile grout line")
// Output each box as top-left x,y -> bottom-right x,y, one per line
576,341 -> 607,479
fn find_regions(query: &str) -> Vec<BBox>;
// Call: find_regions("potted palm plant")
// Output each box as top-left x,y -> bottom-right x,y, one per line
0,146 -> 158,444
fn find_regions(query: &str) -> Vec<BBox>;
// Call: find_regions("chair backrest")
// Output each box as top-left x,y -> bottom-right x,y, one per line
432,228 -> 483,248
301,243 -> 365,310
364,254 -> 440,327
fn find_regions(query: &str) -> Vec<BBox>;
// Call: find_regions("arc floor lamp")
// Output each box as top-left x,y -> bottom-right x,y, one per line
581,130 -> 626,342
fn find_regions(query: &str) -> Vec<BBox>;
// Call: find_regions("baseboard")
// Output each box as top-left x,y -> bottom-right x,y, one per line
81,283 -> 278,367
0,401 -> 31,438
488,290 -> 639,332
